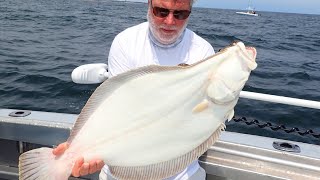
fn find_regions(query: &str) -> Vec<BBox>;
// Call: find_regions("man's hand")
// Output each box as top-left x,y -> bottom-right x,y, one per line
52,142 -> 105,177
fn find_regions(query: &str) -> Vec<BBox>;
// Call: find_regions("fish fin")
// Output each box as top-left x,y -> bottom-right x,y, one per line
192,99 -> 209,113
108,123 -> 226,180
206,78 -> 236,105
227,110 -> 235,121
19,148 -> 72,180
67,64 -> 193,143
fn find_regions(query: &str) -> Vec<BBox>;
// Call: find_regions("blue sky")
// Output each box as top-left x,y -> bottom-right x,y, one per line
125,0 -> 320,15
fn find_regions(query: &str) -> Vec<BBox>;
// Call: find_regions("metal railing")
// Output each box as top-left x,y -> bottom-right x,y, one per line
240,91 -> 320,110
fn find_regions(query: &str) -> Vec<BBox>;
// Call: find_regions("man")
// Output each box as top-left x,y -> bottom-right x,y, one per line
54,0 -> 214,179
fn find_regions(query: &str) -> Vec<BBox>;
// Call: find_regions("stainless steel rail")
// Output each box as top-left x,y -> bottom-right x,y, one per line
240,91 -> 320,110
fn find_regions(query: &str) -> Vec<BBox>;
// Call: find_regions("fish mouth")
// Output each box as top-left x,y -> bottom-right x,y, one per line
245,46 -> 257,62
231,41 -> 256,62
245,46 -> 258,70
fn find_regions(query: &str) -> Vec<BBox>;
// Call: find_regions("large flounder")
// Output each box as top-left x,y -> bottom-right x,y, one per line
19,41 -> 257,180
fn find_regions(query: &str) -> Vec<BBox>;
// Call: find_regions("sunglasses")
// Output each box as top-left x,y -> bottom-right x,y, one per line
151,1 -> 191,20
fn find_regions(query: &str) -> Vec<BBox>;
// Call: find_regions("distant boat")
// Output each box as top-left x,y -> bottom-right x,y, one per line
236,0 -> 259,17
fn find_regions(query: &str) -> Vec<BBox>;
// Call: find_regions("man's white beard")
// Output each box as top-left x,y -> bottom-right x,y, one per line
147,11 -> 188,45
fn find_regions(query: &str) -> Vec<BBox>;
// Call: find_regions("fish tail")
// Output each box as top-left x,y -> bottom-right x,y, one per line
19,147 -> 72,180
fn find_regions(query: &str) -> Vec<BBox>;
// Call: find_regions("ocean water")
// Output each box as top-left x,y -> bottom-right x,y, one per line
1,0 -> 319,145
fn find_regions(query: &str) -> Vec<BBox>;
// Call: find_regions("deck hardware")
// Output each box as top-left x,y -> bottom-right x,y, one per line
272,141 -> 301,153
18,141 -> 24,154
9,110 -> 31,117
16,141 -> 44,154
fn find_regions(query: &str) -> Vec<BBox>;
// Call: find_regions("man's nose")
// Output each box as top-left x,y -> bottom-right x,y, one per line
164,12 -> 176,25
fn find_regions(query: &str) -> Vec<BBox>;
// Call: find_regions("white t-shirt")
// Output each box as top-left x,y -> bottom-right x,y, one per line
108,22 -> 214,76
105,22 -> 214,180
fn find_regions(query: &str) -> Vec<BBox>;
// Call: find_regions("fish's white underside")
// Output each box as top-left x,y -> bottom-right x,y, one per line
67,42 -> 255,178
18,41 -> 257,180
73,67 -> 225,165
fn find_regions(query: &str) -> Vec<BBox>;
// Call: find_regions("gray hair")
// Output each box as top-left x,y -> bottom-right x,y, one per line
149,0 -> 197,7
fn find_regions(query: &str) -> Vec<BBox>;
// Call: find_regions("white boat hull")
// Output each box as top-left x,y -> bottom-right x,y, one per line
236,11 -> 259,16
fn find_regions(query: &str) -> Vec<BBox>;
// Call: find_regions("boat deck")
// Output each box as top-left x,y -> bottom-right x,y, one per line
0,109 -> 319,180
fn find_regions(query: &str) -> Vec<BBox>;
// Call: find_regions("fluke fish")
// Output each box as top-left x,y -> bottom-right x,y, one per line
19,41 -> 257,180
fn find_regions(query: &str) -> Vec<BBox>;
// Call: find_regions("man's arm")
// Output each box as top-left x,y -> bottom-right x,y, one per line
108,34 -> 132,77
70,32 -> 132,84
204,45 -> 215,58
